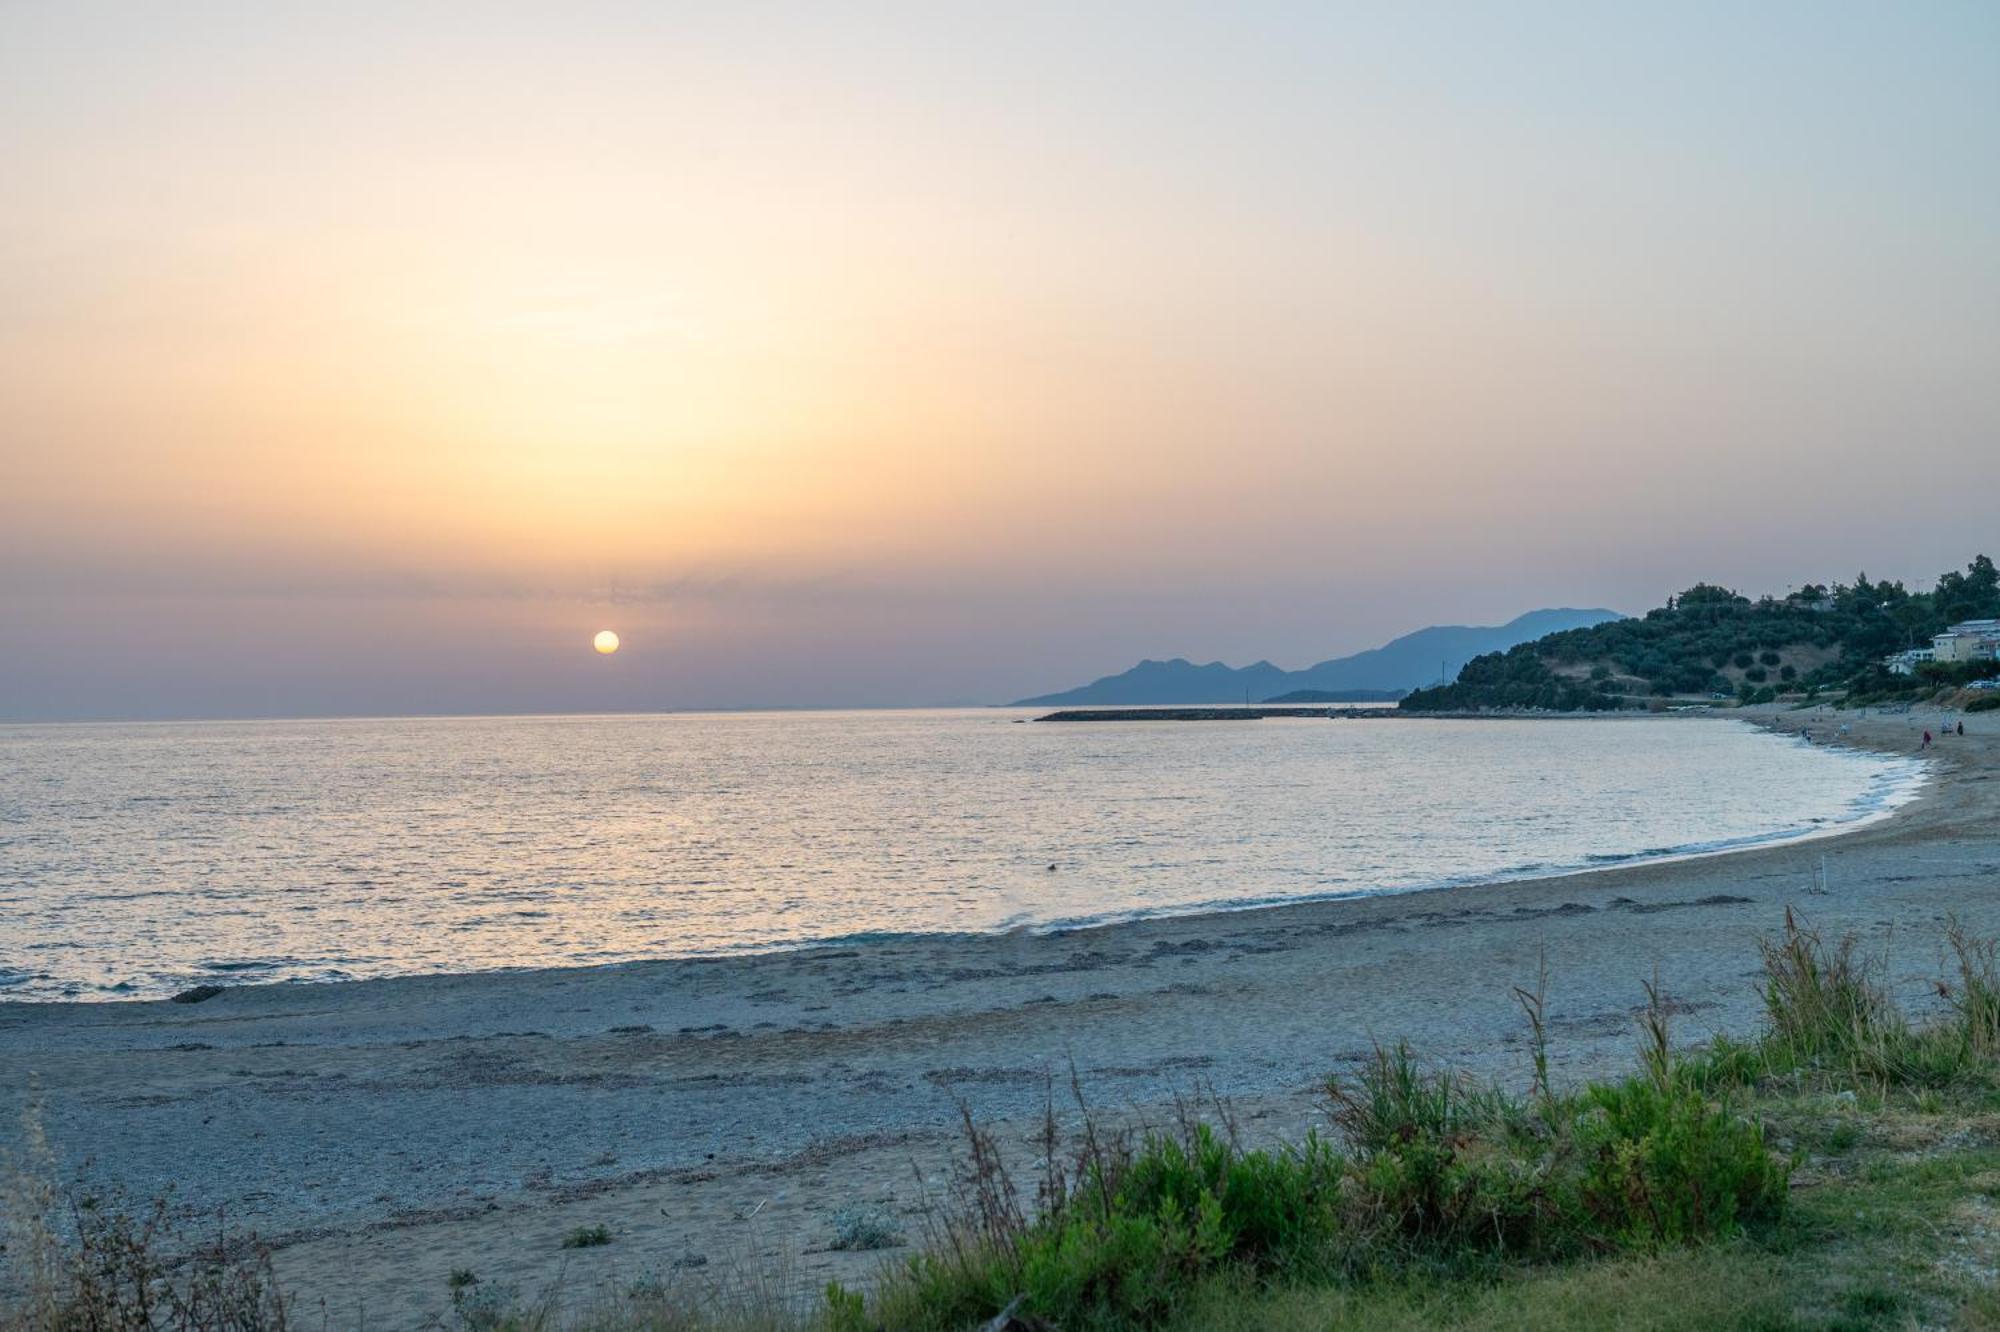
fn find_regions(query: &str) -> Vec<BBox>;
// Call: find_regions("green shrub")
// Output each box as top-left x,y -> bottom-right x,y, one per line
878,1119 -> 1346,1331
1572,1074 -> 1786,1246
1968,693 -> 2000,712
1325,1020 -> 1787,1265
1119,1124 -> 1342,1269
1325,1043 -> 1556,1256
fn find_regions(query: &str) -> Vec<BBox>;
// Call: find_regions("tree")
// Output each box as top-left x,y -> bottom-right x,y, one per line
1935,555 -> 2000,623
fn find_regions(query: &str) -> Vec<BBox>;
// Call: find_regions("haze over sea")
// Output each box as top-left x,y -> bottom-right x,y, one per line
0,711 -> 1923,1002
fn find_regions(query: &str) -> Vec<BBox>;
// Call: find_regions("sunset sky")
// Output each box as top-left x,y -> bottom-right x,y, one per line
4,2 -> 1997,719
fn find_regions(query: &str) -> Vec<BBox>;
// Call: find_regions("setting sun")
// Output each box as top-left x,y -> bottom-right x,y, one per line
593,630 -> 620,655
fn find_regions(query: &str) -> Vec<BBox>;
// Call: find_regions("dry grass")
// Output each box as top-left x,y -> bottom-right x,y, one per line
2,1085 -> 63,1327
3,1084 -> 292,1332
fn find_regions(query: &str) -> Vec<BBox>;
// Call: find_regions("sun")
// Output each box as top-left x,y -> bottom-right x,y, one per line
593,629 -> 620,655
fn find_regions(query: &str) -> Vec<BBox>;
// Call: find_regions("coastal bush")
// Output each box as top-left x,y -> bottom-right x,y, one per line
562,1224 -> 615,1249
827,1205 -> 905,1251
1324,1043 -> 1554,1256
874,1112 -> 1347,1330
1968,694 -> 2000,713
1570,1071 -> 1785,1247
1329,1008 -> 1785,1264
451,1273 -> 534,1330
1568,985 -> 1784,1248
2,1087 -> 294,1332
0,1184 -> 291,1330
873,1004 -> 1792,1329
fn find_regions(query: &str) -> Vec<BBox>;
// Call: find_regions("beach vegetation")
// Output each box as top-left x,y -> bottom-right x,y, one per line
453,1275 -> 538,1330
828,1206 -> 906,1252
860,988 -> 1787,1329
563,1224 -> 616,1249
842,911 -> 2000,1331
20,912 -> 2000,1331
0,1094 -> 292,1332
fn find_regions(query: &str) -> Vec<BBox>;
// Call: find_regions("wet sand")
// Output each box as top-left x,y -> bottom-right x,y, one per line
3,706 -> 1994,1325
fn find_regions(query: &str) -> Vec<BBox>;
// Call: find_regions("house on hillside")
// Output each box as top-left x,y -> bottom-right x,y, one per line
1933,620 -> 2000,665
1885,647 -> 1936,676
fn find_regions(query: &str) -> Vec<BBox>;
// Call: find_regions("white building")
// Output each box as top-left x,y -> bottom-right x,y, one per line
1885,647 -> 1935,676
1934,620 -> 2000,665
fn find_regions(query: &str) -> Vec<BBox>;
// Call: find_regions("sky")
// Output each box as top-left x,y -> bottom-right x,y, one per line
3,2 -> 1997,720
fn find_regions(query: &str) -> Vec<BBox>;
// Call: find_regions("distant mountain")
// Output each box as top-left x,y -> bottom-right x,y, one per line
1012,609 -> 1626,707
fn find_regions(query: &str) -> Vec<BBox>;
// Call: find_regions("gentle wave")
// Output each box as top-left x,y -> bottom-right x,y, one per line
0,711 -> 1928,1000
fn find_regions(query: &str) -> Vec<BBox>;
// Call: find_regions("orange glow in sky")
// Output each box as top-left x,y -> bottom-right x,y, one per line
3,4 -> 1997,718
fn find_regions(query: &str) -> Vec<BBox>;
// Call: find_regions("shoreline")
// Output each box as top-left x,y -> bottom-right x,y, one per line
3,706 -> 1989,1326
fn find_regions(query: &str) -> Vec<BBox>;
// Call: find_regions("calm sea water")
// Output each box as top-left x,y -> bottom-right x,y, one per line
0,711 -> 1924,1001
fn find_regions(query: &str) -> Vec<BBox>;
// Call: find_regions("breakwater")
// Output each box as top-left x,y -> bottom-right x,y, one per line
1035,706 -> 1394,721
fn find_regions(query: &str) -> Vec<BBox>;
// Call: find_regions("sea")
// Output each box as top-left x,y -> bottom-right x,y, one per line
0,710 -> 1926,1001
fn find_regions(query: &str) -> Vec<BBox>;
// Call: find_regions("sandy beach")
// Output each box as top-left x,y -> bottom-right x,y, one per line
4,706 -> 1996,1326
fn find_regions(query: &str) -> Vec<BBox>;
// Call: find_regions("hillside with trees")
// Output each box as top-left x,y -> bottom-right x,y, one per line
1401,555 -> 1999,712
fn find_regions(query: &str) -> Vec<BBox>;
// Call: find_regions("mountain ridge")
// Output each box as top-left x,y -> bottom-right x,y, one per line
1012,608 -> 1625,706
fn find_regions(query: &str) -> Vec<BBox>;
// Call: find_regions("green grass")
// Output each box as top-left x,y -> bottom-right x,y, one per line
1148,1078 -> 2000,1332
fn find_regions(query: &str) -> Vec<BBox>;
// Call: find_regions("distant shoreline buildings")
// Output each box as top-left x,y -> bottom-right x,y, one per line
1887,619 -> 2000,675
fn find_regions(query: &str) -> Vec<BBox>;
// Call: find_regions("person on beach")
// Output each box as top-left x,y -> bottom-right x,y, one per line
1923,730 -> 1932,750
